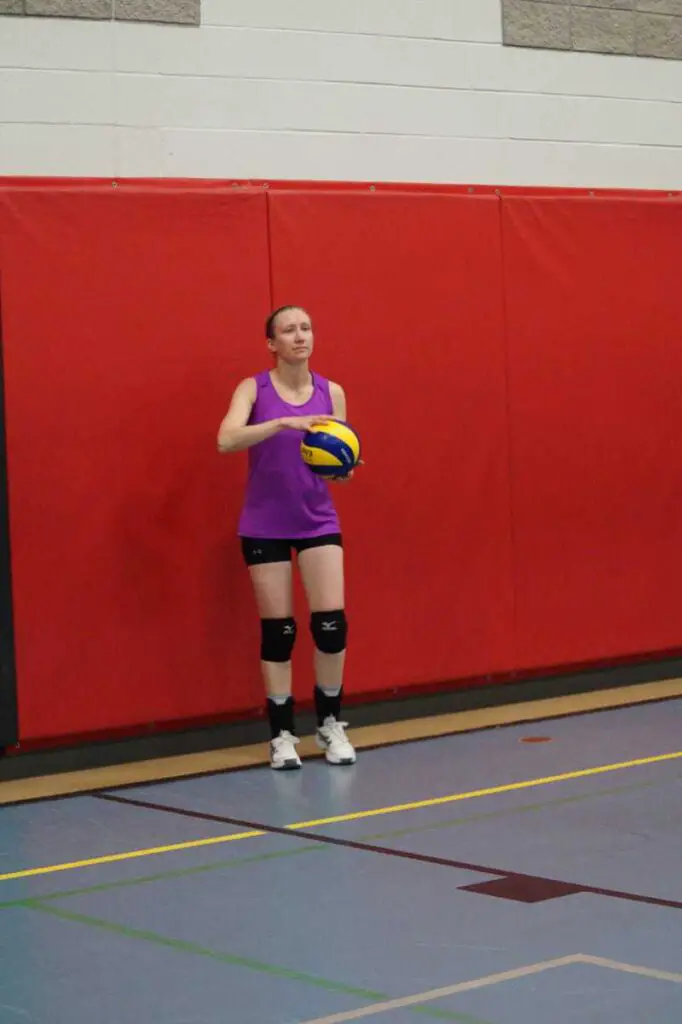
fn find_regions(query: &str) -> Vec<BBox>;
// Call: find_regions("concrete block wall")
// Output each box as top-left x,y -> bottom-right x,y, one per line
503,1 -> 682,60
1,0 -> 682,188
0,0 -> 200,24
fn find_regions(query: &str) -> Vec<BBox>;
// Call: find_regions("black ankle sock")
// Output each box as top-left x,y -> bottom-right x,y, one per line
267,697 -> 295,739
314,686 -> 343,726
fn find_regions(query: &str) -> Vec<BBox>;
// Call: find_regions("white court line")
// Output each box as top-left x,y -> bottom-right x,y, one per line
298,957 -> 581,1024
577,954 -> 682,984
299,954 -> 682,1024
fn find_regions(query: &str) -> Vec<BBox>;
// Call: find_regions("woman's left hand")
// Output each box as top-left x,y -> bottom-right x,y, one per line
328,460 -> 364,483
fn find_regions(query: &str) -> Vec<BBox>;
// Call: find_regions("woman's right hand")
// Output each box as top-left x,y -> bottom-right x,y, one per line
278,415 -> 331,432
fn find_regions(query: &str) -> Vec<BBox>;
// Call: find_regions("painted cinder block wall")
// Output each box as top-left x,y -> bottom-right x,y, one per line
1,0 -> 682,187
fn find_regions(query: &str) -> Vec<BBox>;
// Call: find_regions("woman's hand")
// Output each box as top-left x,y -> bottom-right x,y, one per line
327,460 -> 364,483
278,415 -> 331,432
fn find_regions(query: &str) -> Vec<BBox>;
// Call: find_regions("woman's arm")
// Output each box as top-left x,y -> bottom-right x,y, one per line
330,381 -> 347,421
217,378 -> 274,452
217,378 -> 329,453
328,381 -> 360,482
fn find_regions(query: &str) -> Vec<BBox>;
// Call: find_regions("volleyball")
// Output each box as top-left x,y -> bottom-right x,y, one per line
301,420 -> 361,478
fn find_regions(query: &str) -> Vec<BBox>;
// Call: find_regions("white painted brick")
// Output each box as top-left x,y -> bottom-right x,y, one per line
2,14 -> 682,189
0,16 -> 115,71
109,24 -> 682,106
111,74 -> 682,149
0,69 -> 115,123
113,125 -> 165,176
201,0 -> 502,43
496,90 -> 682,147
113,24 -> 442,80
157,129 -> 682,190
0,123 -> 116,174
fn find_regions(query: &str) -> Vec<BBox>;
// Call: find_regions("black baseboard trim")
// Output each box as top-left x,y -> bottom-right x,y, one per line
1,656 -> 681,785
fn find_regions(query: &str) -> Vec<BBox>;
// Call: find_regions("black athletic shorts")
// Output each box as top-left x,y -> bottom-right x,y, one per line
240,533 -> 343,566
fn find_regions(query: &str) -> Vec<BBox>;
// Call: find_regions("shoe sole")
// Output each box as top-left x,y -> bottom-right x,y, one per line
316,738 -> 356,766
271,760 -> 302,770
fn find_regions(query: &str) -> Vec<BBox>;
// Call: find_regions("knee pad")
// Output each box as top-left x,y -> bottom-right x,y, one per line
310,610 -> 347,655
260,617 -> 297,662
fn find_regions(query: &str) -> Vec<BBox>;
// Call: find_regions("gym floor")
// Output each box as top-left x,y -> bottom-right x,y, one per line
1,683 -> 681,1023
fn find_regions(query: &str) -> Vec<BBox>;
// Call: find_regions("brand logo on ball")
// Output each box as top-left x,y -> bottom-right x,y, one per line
300,421 -> 361,477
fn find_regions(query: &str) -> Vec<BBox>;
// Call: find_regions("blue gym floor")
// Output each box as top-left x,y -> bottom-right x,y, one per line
1,698 -> 681,1023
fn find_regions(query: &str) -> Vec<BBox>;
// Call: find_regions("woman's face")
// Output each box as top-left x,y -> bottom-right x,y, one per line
268,307 -> 314,363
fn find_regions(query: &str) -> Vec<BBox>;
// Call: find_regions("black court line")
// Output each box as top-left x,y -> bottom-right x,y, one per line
95,792 -> 682,911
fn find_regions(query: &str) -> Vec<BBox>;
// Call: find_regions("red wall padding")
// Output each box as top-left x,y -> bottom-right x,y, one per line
1,183 -> 681,747
503,197 -> 682,668
268,192 -> 516,701
0,189 -> 271,741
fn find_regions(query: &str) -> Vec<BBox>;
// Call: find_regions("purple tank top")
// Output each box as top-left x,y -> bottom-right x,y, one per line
237,370 -> 341,539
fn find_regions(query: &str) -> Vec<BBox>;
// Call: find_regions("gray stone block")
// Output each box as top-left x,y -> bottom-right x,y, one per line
571,7 -> 636,51
573,1 -> 634,8
636,10 -> 682,55
0,0 -> 23,13
25,0 -> 111,16
637,0 -> 682,15
503,1 -> 571,49
114,0 -> 200,24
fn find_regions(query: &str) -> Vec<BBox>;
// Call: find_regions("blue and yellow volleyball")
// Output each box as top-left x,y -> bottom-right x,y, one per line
301,420 -> 361,478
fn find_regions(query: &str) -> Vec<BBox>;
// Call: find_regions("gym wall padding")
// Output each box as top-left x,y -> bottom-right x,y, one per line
268,192 -> 517,702
502,196 -> 682,670
0,188 -> 271,742
1,182 -> 682,748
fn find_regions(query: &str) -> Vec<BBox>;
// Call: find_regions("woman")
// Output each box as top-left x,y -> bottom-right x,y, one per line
217,305 -> 358,770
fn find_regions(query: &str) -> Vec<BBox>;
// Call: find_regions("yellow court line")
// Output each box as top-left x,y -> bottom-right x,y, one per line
0,831 -> 265,883
1,749 -> 680,884
288,750 -> 682,828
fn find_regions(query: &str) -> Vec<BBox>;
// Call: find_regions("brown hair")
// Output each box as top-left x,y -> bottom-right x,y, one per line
265,306 -> 309,340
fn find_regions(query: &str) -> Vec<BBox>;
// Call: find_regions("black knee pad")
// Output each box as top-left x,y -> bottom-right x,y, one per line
260,617 -> 297,662
310,610 -> 347,655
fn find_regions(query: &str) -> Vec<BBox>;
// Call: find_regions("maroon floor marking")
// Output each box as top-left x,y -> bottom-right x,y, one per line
461,876 -> 583,903
94,792 -> 682,911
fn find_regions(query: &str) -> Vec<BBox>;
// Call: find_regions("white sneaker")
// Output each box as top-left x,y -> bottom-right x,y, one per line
270,731 -> 302,770
316,717 -> 356,765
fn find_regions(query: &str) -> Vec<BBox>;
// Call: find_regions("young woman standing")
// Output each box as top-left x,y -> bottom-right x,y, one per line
217,306 -> 357,770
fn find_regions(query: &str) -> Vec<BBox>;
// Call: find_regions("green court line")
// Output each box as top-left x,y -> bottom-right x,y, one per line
1,775 -> 672,1024
0,843 -> 324,910
0,772 -> 674,910
360,775 -> 670,843
25,902 -> 491,1024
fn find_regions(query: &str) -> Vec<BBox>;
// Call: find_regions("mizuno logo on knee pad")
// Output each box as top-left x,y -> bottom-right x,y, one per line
260,617 -> 297,662
310,610 -> 347,654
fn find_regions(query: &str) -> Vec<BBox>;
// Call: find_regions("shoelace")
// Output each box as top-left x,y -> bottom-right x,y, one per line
322,719 -> 351,742
273,731 -> 299,749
